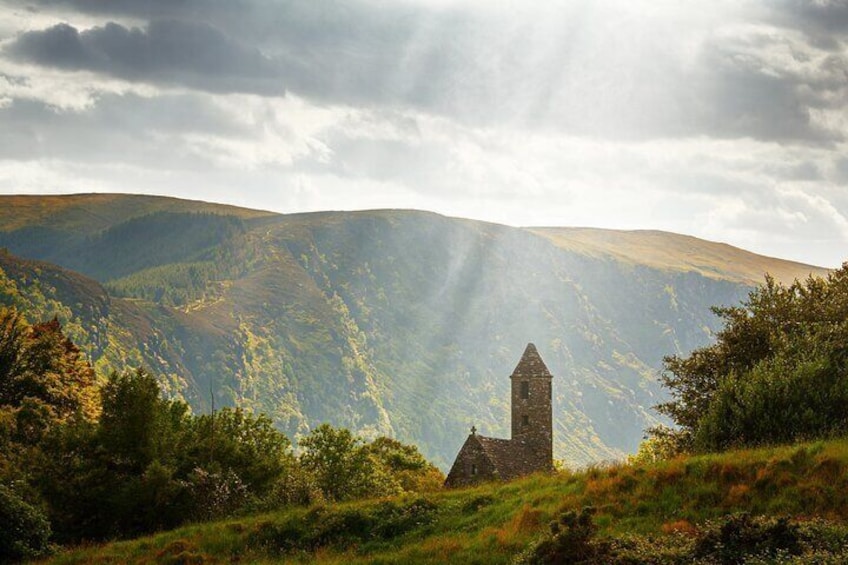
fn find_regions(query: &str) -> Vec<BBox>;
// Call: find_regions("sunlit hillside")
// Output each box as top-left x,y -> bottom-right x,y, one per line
529,227 -> 829,285
0,194 -> 829,469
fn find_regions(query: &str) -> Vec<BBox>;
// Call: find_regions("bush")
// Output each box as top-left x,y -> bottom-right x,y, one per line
526,507 -> 612,565
0,484 -> 52,562
694,513 -> 802,564
248,496 -> 438,555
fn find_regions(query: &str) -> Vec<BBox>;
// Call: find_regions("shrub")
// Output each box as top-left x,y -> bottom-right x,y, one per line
694,513 -> 802,564
247,496 -> 438,556
0,484 -> 52,562
525,507 -> 612,565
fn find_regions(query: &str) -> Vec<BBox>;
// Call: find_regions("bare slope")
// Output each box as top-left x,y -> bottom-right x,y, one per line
529,227 -> 829,285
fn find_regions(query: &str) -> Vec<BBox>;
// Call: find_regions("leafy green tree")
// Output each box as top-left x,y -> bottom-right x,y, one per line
98,367 -> 189,473
39,368 -> 302,540
182,407 -> 294,496
37,368 -> 192,539
653,265 -> 848,452
364,436 -> 444,493
299,426 -> 444,502
299,424 -> 373,502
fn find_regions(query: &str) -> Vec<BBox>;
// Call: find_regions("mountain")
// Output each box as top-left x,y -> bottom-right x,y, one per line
0,194 -> 828,468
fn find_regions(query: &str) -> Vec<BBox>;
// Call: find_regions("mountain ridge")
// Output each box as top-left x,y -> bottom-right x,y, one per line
529,226 -> 829,285
0,194 -> 827,283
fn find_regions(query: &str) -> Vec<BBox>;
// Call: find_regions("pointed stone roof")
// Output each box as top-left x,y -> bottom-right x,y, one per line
509,342 -> 552,379
475,436 -> 529,481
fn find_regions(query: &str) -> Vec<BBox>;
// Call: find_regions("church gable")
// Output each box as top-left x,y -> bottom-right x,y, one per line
444,432 -> 499,488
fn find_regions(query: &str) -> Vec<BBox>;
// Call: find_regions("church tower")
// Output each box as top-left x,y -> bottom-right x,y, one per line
510,343 -> 553,471
444,342 -> 555,488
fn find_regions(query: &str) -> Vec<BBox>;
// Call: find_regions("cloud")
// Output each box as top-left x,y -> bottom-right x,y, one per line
1,1 -> 848,267
771,0 -> 848,49
689,23 -> 848,144
7,19 -> 284,95
6,1 -> 847,146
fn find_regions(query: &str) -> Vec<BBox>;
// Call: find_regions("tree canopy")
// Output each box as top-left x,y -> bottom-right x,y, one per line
0,307 -> 443,558
653,264 -> 848,453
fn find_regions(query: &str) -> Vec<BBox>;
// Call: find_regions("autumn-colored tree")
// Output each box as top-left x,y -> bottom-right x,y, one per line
0,307 -> 100,429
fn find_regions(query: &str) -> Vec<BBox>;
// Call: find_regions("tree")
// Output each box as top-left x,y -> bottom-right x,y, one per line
364,436 -> 444,493
98,367 -> 188,473
299,424 -> 373,502
182,407 -> 294,496
652,265 -> 848,453
33,368 -> 189,540
0,307 -> 100,428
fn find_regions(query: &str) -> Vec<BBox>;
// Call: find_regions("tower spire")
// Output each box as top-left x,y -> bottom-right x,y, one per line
510,342 -> 553,380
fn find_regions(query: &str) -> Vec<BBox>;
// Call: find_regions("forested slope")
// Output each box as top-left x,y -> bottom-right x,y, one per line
0,195 -> 826,468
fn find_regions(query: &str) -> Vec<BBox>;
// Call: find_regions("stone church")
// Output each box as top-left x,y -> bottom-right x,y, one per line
444,343 -> 554,487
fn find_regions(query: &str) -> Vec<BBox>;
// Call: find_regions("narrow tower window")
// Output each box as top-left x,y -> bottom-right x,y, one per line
521,414 -> 529,426
471,464 -> 478,476
520,380 -> 530,399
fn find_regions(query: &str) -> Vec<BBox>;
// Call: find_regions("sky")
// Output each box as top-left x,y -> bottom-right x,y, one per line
0,1 -> 847,267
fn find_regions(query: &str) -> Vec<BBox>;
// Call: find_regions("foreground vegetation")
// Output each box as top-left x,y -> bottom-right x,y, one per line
40,436 -> 848,564
654,262 -> 848,455
0,307 -> 441,562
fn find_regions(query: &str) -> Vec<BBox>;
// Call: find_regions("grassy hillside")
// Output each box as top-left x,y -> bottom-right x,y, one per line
0,193 -> 272,234
530,227 -> 829,285
42,436 -> 848,564
0,195 -> 830,470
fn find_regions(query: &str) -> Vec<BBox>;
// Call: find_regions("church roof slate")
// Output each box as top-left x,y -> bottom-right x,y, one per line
475,435 -> 536,481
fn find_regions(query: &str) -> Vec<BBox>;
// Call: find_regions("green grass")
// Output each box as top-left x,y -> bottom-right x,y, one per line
40,437 -> 848,564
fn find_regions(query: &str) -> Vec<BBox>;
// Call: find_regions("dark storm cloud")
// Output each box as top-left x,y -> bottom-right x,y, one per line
8,19 -> 284,95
